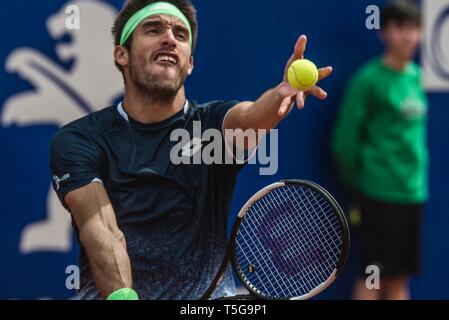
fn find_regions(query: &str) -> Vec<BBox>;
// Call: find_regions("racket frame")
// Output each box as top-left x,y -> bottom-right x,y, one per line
230,179 -> 350,300
200,179 -> 350,300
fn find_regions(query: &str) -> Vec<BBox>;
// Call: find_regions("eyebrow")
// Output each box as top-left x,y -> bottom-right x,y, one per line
140,20 -> 164,29
140,17 -> 189,33
173,24 -> 189,35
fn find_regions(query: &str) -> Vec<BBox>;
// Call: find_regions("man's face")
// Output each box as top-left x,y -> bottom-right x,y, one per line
124,14 -> 193,98
382,21 -> 422,61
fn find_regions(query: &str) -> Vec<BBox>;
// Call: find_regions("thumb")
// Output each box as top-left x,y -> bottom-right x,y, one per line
278,96 -> 294,117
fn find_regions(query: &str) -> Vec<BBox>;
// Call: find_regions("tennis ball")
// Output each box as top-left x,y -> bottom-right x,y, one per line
287,59 -> 319,91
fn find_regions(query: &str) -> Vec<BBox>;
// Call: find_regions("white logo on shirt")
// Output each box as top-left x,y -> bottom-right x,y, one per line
52,173 -> 71,191
400,98 -> 426,120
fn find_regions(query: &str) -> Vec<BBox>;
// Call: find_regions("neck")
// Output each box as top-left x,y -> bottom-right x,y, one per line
122,83 -> 186,124
382,51 -> 409,72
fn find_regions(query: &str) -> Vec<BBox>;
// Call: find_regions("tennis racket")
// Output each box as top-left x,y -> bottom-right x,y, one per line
200,179 -> 350,300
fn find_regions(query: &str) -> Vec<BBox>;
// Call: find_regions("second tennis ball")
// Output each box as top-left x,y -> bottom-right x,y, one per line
287,59 -> 319,91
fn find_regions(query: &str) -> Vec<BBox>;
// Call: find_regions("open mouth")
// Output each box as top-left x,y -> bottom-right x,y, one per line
154,52 -> 178,66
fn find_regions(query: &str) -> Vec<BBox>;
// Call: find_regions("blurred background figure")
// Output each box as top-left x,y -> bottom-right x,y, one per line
332,0 -> 428,300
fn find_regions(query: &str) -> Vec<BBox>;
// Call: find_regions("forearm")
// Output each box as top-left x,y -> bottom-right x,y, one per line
332,112 -> 364,187
80,223 -> 132,298
332,127 -> 361,189
226,84 -> 291,133
335,157 -> 357,187
65,183 -> 133,299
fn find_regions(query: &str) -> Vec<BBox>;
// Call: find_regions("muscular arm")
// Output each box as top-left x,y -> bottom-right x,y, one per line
224,35 -> 333,144
65,182 -> 132,299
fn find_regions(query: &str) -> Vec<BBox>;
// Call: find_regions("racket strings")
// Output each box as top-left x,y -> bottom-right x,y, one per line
260,189 -> 333,293
277,191 -> 332,281
235,185 -> 344,298
254,195 -> 320,294
275,187 -> 342,280
291,188 -> 342,261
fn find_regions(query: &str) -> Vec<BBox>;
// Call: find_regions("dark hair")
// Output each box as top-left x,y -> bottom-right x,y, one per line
381,0 -> 421,29
112,0 -> 198,71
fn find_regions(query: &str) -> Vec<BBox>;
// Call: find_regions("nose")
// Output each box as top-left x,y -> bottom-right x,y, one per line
161,29 -> 177,49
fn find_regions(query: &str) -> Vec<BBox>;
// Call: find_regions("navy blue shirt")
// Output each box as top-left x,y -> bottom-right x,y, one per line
50,100 -> 243,300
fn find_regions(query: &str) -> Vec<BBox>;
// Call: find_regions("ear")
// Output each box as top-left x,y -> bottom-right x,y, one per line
114,46 -> 129,69
187,55 -> 194,76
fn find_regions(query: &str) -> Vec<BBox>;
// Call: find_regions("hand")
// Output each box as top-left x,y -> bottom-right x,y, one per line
278,35 -> 333,117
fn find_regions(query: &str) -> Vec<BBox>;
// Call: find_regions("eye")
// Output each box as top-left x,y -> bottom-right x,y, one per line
146,28 -> 159,34
175,30 -> 188,41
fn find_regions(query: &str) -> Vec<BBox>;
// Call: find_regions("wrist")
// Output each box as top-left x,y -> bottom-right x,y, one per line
106,288 -> 139,300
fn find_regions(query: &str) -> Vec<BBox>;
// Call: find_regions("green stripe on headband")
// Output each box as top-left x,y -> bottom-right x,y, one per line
120,2 -> 192,47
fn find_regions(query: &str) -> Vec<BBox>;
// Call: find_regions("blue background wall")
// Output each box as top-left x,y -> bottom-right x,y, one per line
1,0 -> 448,299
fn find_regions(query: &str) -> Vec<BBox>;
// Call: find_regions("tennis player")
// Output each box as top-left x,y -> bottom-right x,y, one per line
332,0 -> 427,300
50,0 -> 332,300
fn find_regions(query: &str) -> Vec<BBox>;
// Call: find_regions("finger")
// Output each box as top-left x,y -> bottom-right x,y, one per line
283,36 -> 308,82
296,92 -> 305,109
293,35 -> 307,60
284,53 -> 296,82
303,91 -> 311,103
278,96 -> 293,117
285,36 -> 308,69
318,66 -> 333,81
308,85 -> 328,100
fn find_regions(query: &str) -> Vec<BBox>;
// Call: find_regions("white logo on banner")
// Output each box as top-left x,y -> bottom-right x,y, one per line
422,0 -> 449,92
1,0 -> 122,253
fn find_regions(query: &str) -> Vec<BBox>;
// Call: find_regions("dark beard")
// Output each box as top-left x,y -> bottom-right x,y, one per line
129,54 -> 189,104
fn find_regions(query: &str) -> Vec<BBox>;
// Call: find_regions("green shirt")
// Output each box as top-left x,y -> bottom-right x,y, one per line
332,58 -> 429,204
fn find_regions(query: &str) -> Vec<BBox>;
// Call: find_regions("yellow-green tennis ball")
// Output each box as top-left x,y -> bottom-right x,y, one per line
287,59 -> 319,91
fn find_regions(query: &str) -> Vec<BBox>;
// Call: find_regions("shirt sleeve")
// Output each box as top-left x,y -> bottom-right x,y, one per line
50,127 -> 103,209
197,100 -> 251,170
331,70 -> 370,188
198,100 -> 239,131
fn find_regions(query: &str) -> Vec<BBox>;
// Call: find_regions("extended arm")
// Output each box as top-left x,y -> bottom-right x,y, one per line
65,182 -> 133,299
